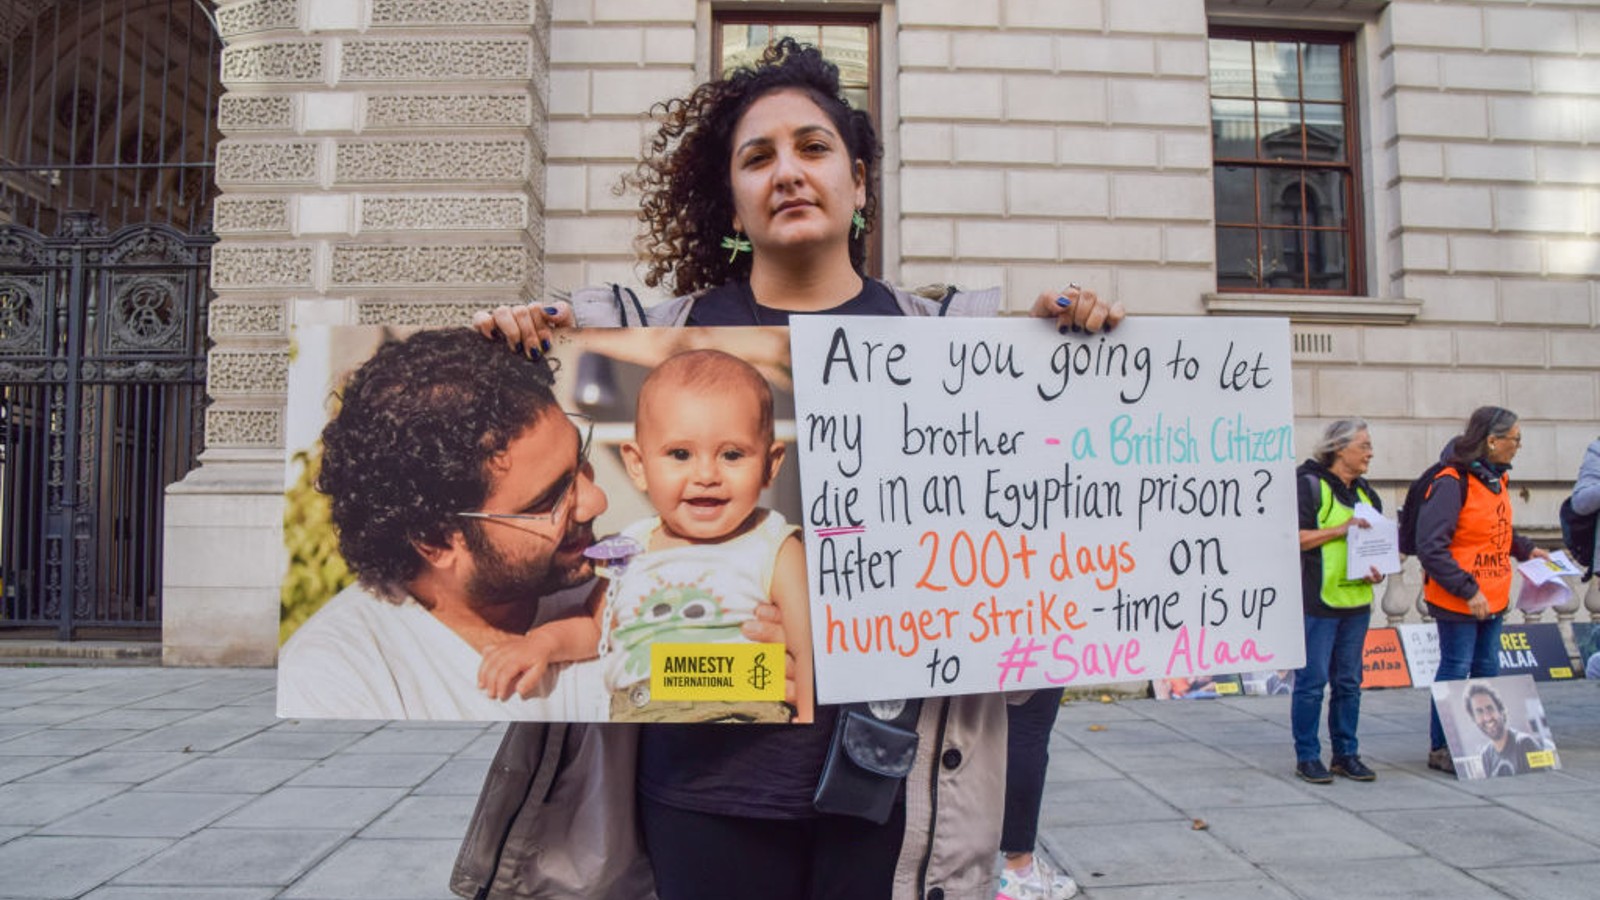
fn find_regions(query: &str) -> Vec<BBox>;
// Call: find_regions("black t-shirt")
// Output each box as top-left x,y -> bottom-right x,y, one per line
638,277 -> 900,820
685,277 -> 900,326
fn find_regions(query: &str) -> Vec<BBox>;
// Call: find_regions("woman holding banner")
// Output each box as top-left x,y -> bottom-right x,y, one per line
461,38 -> 1122,900
1417,407 -> 1548,775
1292,419 -> 1383,784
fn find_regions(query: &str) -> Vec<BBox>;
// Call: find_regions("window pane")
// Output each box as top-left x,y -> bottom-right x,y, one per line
1259,169 -> 1302,226
1216,226 -> 1260,288
822,25 -> 872,110
774,24 -> 820,46
1214,166 -> 1256,224
1304,102 -> 1346,162
1262,228 -> 1303,288
1208,38 -> 1254,98
1258,101 -> 1301,160
1212,99 -> 1255,158
1302,43 -> 1342,101
1254,41 -> 1299,100
1303,170 -> 1347,228
721,24 -> 768,72
1306,228 -> 1348,290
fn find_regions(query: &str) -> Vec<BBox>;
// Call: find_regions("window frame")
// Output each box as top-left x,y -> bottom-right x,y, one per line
1208,25 -> 1366,297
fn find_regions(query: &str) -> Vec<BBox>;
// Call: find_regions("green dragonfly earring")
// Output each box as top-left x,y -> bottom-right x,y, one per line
721,232 -> 752,262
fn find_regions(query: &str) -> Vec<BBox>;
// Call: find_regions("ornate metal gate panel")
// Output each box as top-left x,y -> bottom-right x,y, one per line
0,215 -> 211,637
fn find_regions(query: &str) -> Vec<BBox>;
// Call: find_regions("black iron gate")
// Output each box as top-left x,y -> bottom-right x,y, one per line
0,215 -> 211,637
0,1 -> 220,638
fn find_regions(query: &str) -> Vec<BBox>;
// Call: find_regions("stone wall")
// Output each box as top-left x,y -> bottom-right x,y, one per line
163,0 -> 552,665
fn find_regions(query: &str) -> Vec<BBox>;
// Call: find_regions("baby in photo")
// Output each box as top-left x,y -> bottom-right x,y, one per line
477,349 -> 811,723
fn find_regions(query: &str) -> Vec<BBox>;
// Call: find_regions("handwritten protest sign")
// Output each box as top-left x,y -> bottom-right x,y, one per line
789,316 -> 1302,702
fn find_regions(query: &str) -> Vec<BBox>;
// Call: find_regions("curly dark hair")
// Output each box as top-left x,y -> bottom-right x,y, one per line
317,328 -> 559,600
624,37 -> 882,295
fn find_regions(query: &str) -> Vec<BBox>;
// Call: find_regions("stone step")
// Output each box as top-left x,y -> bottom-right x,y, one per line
0,640 -> 162,665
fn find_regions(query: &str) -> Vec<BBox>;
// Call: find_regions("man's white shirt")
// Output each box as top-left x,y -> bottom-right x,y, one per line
278,582 -> 607,721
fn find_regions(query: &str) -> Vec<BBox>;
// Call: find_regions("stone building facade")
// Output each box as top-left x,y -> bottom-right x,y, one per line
166,0 -> 1599,665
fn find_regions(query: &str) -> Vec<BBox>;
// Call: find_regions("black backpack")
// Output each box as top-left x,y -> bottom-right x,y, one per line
1559,496 -> 1597,581
1397,462 -> 1461,557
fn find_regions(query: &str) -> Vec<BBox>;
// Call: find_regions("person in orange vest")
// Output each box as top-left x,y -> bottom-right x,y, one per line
1415,407 -> 1549,775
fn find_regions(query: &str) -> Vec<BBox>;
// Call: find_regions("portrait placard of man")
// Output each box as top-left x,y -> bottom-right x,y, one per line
1464,681 -> 1549,778
276,327 -> 792,721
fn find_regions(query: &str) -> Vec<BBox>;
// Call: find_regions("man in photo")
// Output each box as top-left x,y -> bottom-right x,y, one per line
1465,682 -> 1547,777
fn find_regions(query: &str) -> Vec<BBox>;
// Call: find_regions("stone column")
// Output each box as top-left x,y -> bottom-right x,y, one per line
162,0 -> 551,665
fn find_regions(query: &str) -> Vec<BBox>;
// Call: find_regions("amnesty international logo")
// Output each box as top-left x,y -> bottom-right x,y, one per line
748,652 -> 773,692
651,643 -> 785,702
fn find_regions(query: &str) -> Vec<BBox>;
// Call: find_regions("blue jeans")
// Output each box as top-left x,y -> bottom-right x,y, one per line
1292,613 -> 1369,762
1001,687 -> 1064,853
1429,615 -> 1503,750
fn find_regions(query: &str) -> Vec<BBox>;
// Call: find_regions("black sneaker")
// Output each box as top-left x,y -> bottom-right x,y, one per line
1295,759 -> 1333,784
1331,755 -> 1376,781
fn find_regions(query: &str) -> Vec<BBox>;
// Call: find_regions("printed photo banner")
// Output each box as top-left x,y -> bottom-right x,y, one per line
789,316 -> 1303,703
278,325 -> 802,723
1432,674 -> 1561,779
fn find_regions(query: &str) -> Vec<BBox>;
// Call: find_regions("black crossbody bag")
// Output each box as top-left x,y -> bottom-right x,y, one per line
812,698 -> 923,824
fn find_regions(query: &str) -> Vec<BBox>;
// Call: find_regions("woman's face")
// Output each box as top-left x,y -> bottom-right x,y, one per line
1487,424 -> 1522,465
1333,429 -> 1373,478
727,88 -> 865,261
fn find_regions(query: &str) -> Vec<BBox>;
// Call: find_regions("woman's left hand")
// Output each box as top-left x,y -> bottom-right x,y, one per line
1530,547 -> 1552,561
743,603 -> 796,706
1030,285 -> 1125,334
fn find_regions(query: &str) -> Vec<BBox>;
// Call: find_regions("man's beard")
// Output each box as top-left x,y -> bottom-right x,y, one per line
1481,719 -> 1506,743
460,520 -> 594,615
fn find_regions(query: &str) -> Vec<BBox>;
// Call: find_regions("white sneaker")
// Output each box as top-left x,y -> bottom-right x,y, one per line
996,854 -> 1079,900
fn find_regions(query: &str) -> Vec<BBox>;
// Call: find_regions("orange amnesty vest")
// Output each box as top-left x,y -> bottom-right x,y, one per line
1423,466 -> 1515,616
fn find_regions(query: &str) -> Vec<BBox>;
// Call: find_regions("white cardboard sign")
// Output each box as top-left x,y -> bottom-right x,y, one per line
789,316 -> 1303,702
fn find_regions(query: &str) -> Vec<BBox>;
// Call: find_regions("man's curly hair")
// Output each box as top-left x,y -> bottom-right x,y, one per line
623,37 -> 882,296
317,328 -> 559,600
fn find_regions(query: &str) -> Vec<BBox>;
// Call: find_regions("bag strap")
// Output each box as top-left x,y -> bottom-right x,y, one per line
610,284 -> 649,327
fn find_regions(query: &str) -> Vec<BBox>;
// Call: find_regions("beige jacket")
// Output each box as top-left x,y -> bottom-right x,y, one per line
450,696 -> 1008,900
451,283 -> 1011,900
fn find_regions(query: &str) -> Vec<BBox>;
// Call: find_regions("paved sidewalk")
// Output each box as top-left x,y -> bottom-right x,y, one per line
0,666 -> 1595,899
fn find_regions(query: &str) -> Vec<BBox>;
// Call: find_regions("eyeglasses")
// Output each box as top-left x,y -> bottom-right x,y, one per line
455,412 -> 594,528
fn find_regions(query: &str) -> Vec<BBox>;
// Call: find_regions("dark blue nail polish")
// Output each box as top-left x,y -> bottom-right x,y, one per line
543,306 -> 560,316
1058,324 -> 1069,335
1055,296 -> 1072,308
541,339 -> 551,353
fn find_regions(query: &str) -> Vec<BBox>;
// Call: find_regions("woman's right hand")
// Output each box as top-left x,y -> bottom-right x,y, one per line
471,301 -> 574,357
1467,592 -> 1491,620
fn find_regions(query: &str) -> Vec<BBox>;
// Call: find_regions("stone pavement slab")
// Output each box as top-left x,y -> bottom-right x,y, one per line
1469,860 -> 1600,900
279,837 -> 462,900
0,835 -> 170,900
286,752 -> 451,788
36,791 -> 249,837
361,795 -> 478,839
1261,856 -> 1512,900
21,751 -> 193,785
115,828 -> 348,887
1364,807 -> 1599,868
216,786 -> 409,831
